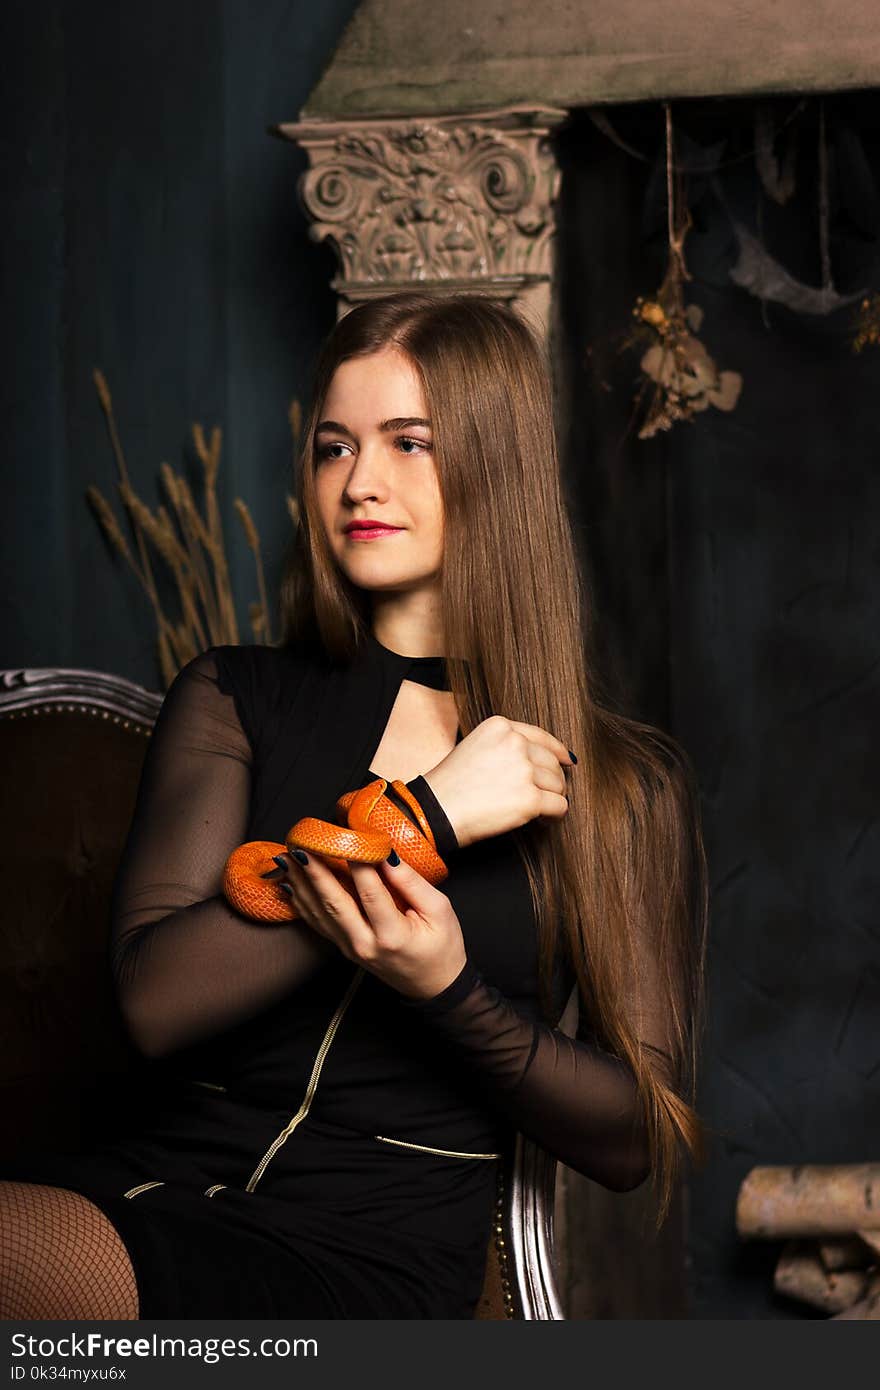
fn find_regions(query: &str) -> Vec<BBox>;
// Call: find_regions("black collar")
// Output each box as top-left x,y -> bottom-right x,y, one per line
365,630 -> 451,691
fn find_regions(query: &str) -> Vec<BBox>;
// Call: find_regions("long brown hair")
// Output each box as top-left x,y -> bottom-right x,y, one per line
280,291 -> 709,1227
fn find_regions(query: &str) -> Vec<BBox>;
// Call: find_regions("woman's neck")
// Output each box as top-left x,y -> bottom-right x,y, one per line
370,596 -> 445,659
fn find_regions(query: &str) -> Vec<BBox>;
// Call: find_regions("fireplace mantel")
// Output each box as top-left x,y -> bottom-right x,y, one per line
279,0 -> 880,334
301,0 -> 880,120
276,103 -> 566,334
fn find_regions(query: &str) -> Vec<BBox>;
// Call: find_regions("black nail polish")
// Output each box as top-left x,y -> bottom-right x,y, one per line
292,848 -> 309,866
386,849 -> 400,866
278,881 -> 294,897
260,869 -> 278,879
568,749 -> 578,764
273,854 -> 287,870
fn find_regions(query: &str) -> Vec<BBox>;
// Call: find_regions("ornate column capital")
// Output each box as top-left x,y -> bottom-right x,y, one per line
276,105 -> 566,338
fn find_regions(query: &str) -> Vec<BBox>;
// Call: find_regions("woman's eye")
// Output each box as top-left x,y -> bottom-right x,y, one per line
396,436 -> 432,455
315,442 -> 352,462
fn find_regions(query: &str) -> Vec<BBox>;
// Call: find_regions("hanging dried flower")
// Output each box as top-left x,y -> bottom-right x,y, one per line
627,106 -> 742,440
634,300 -> 742,438
852,293 -> 880,353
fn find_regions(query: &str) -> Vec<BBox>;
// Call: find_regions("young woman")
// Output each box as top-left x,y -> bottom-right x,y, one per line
0,292 -> 708,1320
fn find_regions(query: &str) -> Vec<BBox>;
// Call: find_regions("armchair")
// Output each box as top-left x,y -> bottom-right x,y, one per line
0,665 -> 564,1320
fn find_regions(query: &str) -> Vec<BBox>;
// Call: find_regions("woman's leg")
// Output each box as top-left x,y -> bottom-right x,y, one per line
0,1181 -> 139,1319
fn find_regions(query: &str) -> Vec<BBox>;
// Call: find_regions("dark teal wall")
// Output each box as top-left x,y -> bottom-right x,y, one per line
1,0 -> 359,689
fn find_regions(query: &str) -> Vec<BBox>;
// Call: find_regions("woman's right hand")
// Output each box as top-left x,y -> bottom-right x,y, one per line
421,716 -> 575,850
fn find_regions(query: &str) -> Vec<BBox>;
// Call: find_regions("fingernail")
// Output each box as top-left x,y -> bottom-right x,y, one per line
291,848 -> 309,866
273,854 -> 288,870
568,749 -> 578,764
278,882 -> 294,897
386,849 -> 400,866
260,869 -> 278,879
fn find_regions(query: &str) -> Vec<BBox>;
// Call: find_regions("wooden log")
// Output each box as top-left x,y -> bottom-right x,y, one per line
856,1228 -> 880,1260
736,1164 -> 880,1238
817,1236 -> 873,1272
829,1271 -> 880,1320
773,1240 -> 867,1314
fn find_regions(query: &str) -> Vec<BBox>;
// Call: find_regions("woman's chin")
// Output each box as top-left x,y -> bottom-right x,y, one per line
338,556 -> 440,593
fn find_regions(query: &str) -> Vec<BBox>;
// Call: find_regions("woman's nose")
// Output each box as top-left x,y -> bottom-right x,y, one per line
342,443 -> 390,502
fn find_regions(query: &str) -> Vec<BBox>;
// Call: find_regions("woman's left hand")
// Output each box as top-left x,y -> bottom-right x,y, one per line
270,852 -> 467,1000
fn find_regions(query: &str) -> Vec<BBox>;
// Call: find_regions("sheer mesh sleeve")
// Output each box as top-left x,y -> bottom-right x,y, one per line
110,649 -> 334,1061
398,742 -> 703,1192
400,959 -> 665,1191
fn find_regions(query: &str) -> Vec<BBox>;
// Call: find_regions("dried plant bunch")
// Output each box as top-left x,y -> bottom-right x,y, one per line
853,293 -> 880,353
633,298 -> 742,438
87,369 -> 301,688
625,105 -> 742,440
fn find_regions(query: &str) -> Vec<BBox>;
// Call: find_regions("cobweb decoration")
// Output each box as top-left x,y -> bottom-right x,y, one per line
732,104 -> 864,319
730,223 -> 863,316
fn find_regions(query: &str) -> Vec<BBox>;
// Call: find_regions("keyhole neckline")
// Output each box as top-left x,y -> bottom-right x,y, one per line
365,628 -> 453,691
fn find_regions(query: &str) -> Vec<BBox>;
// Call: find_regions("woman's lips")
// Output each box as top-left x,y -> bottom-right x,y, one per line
344,525 -> 403,540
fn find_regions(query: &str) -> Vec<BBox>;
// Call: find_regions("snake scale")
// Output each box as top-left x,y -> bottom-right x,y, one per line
222,777 -> 448,922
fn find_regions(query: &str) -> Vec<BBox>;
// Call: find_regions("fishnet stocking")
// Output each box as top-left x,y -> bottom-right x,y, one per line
0,1183 -> 139,1320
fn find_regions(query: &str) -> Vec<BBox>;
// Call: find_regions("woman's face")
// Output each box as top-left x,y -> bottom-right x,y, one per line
313,346 -> 444,597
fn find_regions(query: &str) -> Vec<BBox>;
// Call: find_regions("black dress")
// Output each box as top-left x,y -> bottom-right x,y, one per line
4,632 -> 666,1319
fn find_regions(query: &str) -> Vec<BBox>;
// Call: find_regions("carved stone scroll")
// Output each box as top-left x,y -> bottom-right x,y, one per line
276,106 -> 567,339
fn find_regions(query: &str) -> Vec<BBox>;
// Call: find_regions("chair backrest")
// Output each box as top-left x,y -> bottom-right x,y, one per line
0,665 -> 564,1320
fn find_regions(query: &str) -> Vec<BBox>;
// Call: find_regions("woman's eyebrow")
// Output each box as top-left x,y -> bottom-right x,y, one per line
315,419 -> 352,436
315,416 -> 432,436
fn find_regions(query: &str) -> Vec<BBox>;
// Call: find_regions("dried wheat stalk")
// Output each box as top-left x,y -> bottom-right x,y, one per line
234,498 -> 272,646
165,470 -> 223,641
192,423 -> 239,644
87,372 -> 296,687
93,369 -> 164,620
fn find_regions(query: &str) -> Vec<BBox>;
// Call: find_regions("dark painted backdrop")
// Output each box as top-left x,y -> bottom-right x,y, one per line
556,96 -> 880,1318
1,0 -> 359,687
3,4 -> 878,1322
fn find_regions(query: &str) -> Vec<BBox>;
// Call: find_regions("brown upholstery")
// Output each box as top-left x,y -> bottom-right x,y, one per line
0,681 -> 515,1319
0,707 -> 155,1161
